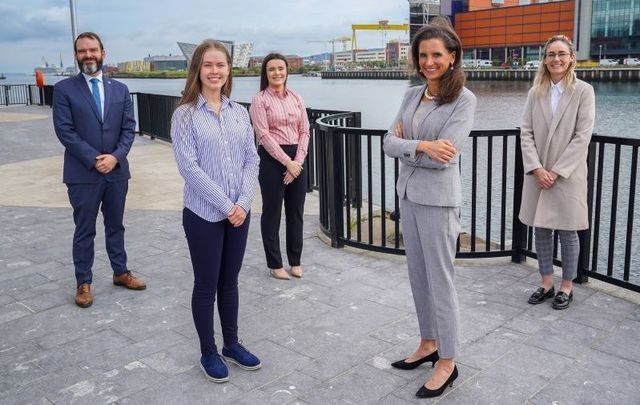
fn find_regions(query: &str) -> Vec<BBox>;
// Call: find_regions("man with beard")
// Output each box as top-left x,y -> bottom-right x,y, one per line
53,32 -> 146,308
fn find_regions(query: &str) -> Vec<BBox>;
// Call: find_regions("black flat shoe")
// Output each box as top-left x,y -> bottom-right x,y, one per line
528,286 -> 555,305
552,290 -> 573,310
391,350 -> 439,370
416,365 -> 458,398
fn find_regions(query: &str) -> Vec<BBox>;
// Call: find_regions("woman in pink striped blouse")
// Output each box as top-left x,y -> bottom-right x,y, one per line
249,53 -> 310,280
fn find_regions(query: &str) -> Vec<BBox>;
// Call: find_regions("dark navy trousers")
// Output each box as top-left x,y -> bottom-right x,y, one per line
67,178 -> 129,286
183,208 -> 250,355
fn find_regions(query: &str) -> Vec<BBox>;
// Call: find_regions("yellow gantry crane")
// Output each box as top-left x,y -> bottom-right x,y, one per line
351,21 -> 409,51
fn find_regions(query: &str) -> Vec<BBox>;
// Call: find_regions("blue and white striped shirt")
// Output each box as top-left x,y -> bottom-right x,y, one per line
171,94 -> 260,222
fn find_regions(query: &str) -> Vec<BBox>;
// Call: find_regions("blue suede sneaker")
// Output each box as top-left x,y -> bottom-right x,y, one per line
222,342 -> 262,370
200,351 -> 229,383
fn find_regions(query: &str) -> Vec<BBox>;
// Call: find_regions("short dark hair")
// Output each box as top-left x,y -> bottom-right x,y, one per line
260,53 -> 288,91
74,32 -> 104,53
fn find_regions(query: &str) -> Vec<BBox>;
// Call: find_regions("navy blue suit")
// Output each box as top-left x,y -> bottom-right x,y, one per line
53,73 -> 136,286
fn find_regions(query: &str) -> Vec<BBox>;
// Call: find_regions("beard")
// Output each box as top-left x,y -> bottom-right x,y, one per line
77,56 -> 103,75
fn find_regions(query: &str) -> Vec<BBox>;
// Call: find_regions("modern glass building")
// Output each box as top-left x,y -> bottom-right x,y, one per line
590,0 -> 640,59
409,0 -> 441,41
454,1 -> 575,63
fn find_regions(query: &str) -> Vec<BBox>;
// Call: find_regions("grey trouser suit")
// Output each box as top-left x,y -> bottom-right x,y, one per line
383,85 -> 477,359
401,200 -> 461,358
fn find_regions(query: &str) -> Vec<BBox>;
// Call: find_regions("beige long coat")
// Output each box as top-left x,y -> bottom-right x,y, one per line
519,78 -> 595,231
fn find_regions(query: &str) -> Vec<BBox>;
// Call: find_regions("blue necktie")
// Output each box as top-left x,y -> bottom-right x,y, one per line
90,78 -> 102,119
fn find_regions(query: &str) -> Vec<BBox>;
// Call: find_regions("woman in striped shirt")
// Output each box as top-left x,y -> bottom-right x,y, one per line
249,53 -> 310,280
170,40 -> 261,383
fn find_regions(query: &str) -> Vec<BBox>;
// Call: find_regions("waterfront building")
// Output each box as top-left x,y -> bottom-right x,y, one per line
589,0 -> 640,60
143,55 -> 187,71
304,52 -> 332,67
117,60 -> 151,73
441,0 -> 575,63
248,55 -> 303,69
177,40 -> 234,68
232,43 -> 254,68
440,0 -> 640,62
409,0 -> 441,41
386,40 -> 411,66
331,48 -> 387,66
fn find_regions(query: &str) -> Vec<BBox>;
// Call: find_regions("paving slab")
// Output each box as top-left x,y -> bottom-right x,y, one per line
1,105 -> 639,404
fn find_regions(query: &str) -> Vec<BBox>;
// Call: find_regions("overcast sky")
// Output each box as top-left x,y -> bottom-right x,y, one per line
0,0 -> 410,73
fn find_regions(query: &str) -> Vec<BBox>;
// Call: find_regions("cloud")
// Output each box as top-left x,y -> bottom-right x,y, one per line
0,0 -> 410,72
0,3 -> 69,43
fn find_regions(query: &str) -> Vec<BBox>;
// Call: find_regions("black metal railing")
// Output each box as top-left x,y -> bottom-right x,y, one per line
9,87 -> 636,292
132,93 -> 351,194
0,84 -> 54,106
316,113 -> 640,292
133,92 -> 180,142
1,84 -> 34,106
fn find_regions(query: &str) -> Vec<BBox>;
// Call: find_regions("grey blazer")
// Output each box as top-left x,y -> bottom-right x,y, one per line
383,85 -> 476,207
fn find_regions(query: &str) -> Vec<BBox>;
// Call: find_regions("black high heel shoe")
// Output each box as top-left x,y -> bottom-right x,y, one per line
415,365 -> 458,398
390,350 -> 439,370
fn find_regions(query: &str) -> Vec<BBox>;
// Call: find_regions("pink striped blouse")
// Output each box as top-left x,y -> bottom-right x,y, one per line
249,87 -> 310,165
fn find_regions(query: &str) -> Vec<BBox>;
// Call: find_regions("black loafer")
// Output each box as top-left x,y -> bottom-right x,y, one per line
391,350 -> 439,370
552,290 -> 573,310
528,286 -> 555,304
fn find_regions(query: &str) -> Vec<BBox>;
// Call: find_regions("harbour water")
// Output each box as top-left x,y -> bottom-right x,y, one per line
5,73 -> 639,282
5,73 -> 640,137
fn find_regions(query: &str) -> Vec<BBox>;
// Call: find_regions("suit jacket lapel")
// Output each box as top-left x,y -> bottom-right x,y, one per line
403,84 -> 438,140
402,85 -> 424,140
72,73 -> 102,123
103,78 -> 112,121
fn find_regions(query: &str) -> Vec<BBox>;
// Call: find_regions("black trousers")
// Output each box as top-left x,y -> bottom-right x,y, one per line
182,208 -> 250,355
258,145 -> 306,269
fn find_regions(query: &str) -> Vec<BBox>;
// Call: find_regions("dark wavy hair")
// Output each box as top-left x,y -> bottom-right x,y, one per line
260,53 -> 288,91
410,16 -> 465,104
178,39 -> 233,107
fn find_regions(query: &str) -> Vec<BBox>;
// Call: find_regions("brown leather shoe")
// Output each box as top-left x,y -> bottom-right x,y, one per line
75,283 -> 93,308
113,271 -> 146,290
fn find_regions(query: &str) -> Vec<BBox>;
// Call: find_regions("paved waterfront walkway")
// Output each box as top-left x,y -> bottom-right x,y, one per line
1,105 -> 639,404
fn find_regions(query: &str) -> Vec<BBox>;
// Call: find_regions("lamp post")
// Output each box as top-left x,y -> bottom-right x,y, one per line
599,44 -> 603,61
69,0 -> 78,73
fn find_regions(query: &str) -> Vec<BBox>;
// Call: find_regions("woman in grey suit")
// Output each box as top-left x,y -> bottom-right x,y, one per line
383,17 -> 476,399
520,35 -> 595,310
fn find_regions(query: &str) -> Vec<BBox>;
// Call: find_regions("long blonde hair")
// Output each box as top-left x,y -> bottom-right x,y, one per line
533,35 -> 576,96
178,40 -> 233,107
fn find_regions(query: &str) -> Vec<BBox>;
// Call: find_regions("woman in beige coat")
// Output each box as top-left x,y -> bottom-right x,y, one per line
519,35 -> 595,310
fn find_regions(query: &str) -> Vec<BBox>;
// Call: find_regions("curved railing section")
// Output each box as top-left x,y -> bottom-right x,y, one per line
316,111 -> 640,293
15,87 -> 632,292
